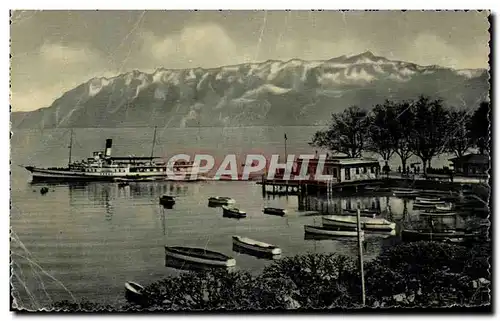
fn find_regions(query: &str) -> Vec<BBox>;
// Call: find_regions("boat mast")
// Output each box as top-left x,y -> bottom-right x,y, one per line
68,129 -> 73,167
150,126 -> 157,159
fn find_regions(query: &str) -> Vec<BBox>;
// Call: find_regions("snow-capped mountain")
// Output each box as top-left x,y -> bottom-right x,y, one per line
11,51 -> 489,128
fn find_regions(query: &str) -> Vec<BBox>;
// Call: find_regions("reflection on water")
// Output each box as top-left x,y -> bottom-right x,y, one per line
309,194 -> 465,232
11,178 -> 472,310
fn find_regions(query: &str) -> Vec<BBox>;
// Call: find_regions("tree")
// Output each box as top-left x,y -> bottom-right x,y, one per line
409,96 -> 450,173
445,108 -> 473,158
393,101 -> 415,174
468,101 -> 490,155
310,106 -> 369,158
367,101 -> 397,167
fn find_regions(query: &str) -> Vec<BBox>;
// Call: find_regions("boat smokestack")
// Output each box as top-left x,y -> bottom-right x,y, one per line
104,139 -> 112,157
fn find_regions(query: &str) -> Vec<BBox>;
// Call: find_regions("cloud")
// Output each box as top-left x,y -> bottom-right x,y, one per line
11,43 -> 110,111
39,43 -> 98,65
141,23 -> 253,69
404,33 -> 489,69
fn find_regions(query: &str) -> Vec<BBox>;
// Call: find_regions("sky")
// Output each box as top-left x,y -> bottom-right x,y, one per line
10,10 -> 490,112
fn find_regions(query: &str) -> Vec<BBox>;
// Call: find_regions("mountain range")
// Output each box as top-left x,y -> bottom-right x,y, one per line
11,51 -> 489,128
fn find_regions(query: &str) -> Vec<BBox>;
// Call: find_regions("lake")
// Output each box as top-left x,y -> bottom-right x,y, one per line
10,126 -> 457,309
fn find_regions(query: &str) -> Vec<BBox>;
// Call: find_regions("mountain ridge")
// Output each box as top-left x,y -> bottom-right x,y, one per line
11,51 -> 489,129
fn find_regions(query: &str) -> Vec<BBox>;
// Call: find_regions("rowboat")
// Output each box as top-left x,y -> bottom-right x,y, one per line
392,189 -> 418,197
159,195 -> 175,207
322,215 -> 396,231
208,196 -> 236,206
321,215 -> 358,229
435,203 -> 454,212
415,197 -> 442,203
304,225 -> 363,237
401,229 -> 472,242
419,211 -> 457,217
222,205 -> 247,218
263,207 -> 287,216
345,209 -> 380,217
124,281 -> 145,304
364,219 -> 397,231
165,246 -> 236,267
232,235 -> 282,256
413,200 -> 446,209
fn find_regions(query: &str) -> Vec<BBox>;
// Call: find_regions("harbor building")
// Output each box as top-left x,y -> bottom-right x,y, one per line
293,156 -> 381,182
449,153 -> 489,177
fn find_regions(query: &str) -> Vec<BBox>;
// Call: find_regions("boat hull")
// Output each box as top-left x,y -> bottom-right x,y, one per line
222,206 -> 246,218
208,198 -> 236,206
364,222 -> 396,231
419,211 -> 457,217
124,282 -> 146,305
26,167 -> 202,182
401,230 -> 469,242
321,219 -> 357,229
304,225 -> 363,237
232,236 -> 281,256
392,189 -> 418,197
263,208 -> 287,216
322,216 -> 395,231
165,247 -> 236,267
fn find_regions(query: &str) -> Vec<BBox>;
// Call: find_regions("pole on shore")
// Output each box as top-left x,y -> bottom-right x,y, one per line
356,209 -> 366,306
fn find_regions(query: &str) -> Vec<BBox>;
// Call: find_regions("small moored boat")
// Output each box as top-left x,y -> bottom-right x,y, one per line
419,211 -> 457,217
413,200 -> 446,209
165,246 -> 236,267
304,225 -> 363,237
222,205 -> 247,218
415,197 -> 442,203
208,196 -> 236,206
263,207 -> 287,216
159,195 -> 175,207
322,215 -> 396,231
392,189 -> 418,197
124,281 -> 145,304
363,218 -> 397,231
401,229 -> 473,242
232,235 -> 282,255
344,208 -> 380,216
435,203 -> 454,212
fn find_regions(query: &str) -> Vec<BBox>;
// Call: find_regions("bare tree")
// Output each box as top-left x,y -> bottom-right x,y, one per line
409,96 -> 450,173
367,101 -> 397,167
444,109 -> 473,158
393,101 -> 414,174
310,106 -> 369,158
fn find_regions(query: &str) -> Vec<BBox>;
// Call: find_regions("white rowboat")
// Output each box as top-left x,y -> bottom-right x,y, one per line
322,215 -> 396,231
415,197 -> 442,203
435,203 -> 454,212
124,281 -> 145,304
222,205 -> 247,218
208,196 -> 236,205
232,236 -> 282,255
393,189 -> 419,197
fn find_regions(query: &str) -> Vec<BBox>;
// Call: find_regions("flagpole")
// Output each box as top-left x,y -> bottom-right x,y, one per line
357,209 -> 366,306
284,133 -> 288,162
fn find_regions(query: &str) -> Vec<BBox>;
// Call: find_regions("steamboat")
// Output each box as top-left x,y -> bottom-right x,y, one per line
25,128 -> 203,182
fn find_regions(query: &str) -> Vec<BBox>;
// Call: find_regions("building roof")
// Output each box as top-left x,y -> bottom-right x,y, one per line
296,156 -> 380,165
449,153 -> 489,165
